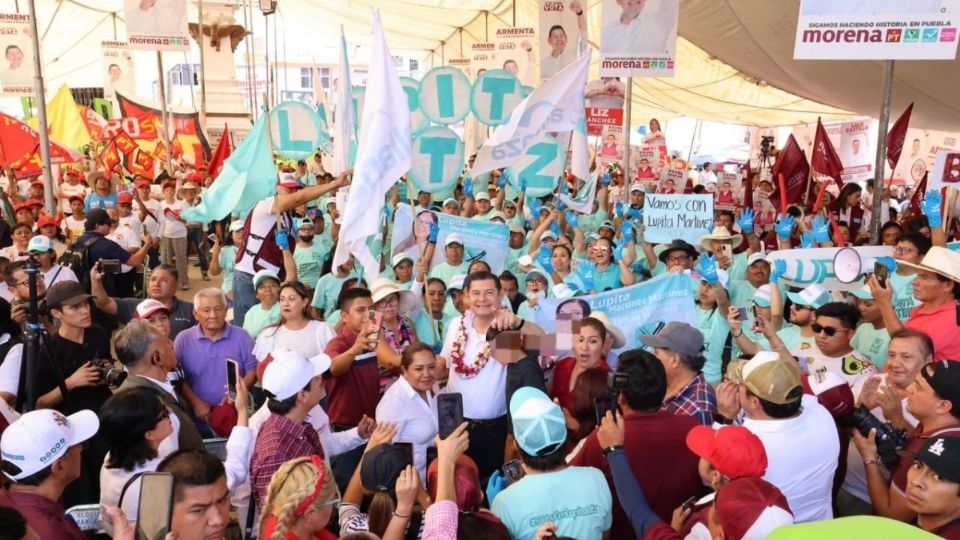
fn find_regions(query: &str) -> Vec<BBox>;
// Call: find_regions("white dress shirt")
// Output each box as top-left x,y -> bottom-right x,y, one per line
742,395 -> 840,523
376,376 -> 438,481
601,0 -> 679,54
440,313 -> 507,420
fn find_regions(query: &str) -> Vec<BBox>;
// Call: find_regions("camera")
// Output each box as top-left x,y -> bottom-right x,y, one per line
760,135 -> 774,154
607,372 -> 630,392
844,406 -> 909,468
92,358 -> 127,386
97,259 -> 122,274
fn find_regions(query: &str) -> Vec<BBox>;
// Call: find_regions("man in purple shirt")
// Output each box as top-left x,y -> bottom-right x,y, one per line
174,288 -> 256,436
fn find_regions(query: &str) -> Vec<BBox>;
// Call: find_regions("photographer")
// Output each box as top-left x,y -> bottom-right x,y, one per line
91,263 -> 196,339
853,360 -> 960,523
77,208 -> 151,296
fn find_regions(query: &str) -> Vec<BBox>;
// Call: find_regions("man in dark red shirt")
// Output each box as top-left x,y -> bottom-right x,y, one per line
904,436 -> 960,538
323,287 -> 380,490
570,349 -> 702,540
0,409 -> 99,540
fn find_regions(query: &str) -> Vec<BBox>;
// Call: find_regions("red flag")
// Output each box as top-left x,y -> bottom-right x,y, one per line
116,92 -> 211,164
886,103 -> 913,170
0,112 -> 83,177
907,172 -> 927,217
811,118 -> 844,187
207,124 -> 232,178
742,160 -> 753,209
98,137 -> 122,174
769,135 -> 810,213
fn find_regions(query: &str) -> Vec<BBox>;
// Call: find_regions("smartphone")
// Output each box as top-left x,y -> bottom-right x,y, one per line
98,259 -> 122,274
594,395 -> 616,425
721,244 -> 733,260
367,309 -> 382,329
502,458 -> 525,484
874,261 -> 889,288
752,304 -> 759,321
437,393 -> 464,439
226,359 -> 238,401
394,442 -> 414,466
736,307 -> 750,321
207,233 -> 218,243
136,472 -> 174,540
681,495 -> 698,511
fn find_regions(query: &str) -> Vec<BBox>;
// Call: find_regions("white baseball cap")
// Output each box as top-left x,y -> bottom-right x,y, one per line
262,349 -> 331,401
253,269 -> 280,289
474,192 -> 490,201
229,220 -> 244,232
1,409 -> 99,481
26,235 -> 53,254
134,298 -> 171,320
445,233 -> 464,247
392,253 -> 414,268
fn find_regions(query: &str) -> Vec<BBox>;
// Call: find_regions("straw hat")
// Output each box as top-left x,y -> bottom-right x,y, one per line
370,278 -> 417,313
897,246 -> 960,284
700,226 -> 743,250
589,311 -> 626,349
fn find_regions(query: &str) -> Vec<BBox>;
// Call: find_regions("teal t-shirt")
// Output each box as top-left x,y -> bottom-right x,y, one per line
293,242 -> 327,289
218,245 -> 238,296
778,323 -> 816,356
242,302 -> 280,340
889,271 -> 920,321
312,271 -> 357,317
592,263 -> 622,292
578,209 -> 609,238
697,305 -> 730,385
414,311 -> 451,352
428,260 -> 471,286
491,466 -> 613,540
851,323 -> 891,370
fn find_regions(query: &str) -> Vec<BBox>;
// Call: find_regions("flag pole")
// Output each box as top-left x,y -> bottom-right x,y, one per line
622,77 -> 633,185
26,0 -> 54,215
870,60 -> 894,245
197,0 -> 208,123
156,52 -> 174,174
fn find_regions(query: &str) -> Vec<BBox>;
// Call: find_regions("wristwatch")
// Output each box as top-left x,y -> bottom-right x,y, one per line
602,445 -> 623,456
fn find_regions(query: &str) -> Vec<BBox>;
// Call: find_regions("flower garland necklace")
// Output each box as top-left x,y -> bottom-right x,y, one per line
449,316 -> 491,378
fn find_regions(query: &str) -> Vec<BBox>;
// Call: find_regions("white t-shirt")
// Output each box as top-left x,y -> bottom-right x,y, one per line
58,183 -> 89,213
160,200 -> 189,238
42,264 -> 78,288
439,313 -> 507,419
236,197 -> 278,275
0,334 -> 23,396
252,320 -> 336,363
63,215 -> 86,242
797,344 -> 877,399
117,214 -> 144,247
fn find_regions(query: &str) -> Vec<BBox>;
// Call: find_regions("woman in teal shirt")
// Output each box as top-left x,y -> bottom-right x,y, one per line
589,237 -> 636,293
209,221 -> 243,303
695,270 -> 732,385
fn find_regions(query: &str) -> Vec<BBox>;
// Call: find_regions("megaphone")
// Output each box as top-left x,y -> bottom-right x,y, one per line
833,248 -> 878,283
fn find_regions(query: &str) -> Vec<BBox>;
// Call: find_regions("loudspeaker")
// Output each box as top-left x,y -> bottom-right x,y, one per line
833,248 -> 862,283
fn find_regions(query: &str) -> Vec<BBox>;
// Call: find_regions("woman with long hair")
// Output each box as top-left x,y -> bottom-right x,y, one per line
254,281 -> 336,362
550,318 -> 611,413
567,368 -> 613,444
97,388 -> 174,536
414,277 -> 448,353
695,273 -> 731,385
259,456 -> 340,540
830,183 -> 868,240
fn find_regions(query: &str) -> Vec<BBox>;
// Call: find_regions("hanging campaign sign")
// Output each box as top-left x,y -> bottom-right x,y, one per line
399,77 -> 429,135
657,167 -> 687,193
123,0 -> 189,51
833,118 -> 873,183
931,150 -> 960,192
419,66 -> 472,125
470,69 -> 523,127
600,0 -> 678,77
470,42 -> 499,76
493,26 -> 539,85
102,41 -> 136,102
268,101 -> 325,160
0,14 -> 36,96
506,134 -> 565,198
532,272 -> 697,353
643,194 -> 713,245
715,171 -> 742,211
391,203 -> 510,274
408,126 -> 465,194
765,246 -> 894,292
538,0 -> 586,81
794,0 -> 960,60
447,57 -> 472,78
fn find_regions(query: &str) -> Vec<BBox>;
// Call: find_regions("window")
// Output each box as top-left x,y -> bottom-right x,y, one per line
409,59 -> 419,72
300,67 -> 313,89
170,64 -> 200,86
320,68 -> 331,89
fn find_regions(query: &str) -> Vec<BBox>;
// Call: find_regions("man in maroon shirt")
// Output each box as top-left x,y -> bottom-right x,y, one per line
570,349 -> 702,540
904,436 -> 960,538
0,409 -> 99,540
324,287 -> 381,490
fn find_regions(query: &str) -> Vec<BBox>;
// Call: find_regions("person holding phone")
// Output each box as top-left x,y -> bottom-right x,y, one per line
370,279 -> 420,390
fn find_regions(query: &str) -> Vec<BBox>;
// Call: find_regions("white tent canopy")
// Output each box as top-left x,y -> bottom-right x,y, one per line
13,0 -> 956,128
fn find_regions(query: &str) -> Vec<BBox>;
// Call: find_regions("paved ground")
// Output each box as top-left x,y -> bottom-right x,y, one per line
174,256 -> 224,303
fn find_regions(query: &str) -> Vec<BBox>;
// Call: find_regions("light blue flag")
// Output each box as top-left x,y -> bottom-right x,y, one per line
333,26 -> 357,175
182,113 -> 276,222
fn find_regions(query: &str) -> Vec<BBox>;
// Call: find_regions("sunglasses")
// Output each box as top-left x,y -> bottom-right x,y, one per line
811,323 -> 842,337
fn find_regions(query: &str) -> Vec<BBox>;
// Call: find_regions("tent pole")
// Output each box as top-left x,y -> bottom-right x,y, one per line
157,52 -> 174,174
870,60 -> 894,245
243,0 -> 256,121
198,0 -> 207,123
623,77 -> 633,181
26,0 -> 54,215
264,10 -> 271,109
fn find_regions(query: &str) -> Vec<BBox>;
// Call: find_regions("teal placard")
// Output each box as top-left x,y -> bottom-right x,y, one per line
470,69 -> 523,127
409,126 -> 465,194
419,66 -> 471,125
399,76 -> 429,135
268,101 -> 325,160
505,134 -> 565,198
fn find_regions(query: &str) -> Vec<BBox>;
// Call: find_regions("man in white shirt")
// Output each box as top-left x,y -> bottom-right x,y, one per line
718,351 -> 840,522
602,0 -> 679,54
798,302 -> 878,398
56,169 -> 89,214
125,0 -> 188,36
439,271 -> 542,479
698,162 -> 718,188
540,2 -> 587,79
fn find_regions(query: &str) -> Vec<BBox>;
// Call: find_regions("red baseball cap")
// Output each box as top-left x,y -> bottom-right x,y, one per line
30,179 -> 44,189
277,172 -> 303,190
134,299 -> 171,320
161,180 -> 177,190
118,194 -> 133,205
186,172 -> 203,183
68,194 -> 85,204
134,178 -> 152,188
24,199 -> 43,208
686,425 -> 768,479
715,477 -> 794,540
37,214 -> 59,229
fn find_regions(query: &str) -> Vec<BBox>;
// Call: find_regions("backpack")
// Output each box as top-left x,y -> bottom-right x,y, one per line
58,236 -> 102,290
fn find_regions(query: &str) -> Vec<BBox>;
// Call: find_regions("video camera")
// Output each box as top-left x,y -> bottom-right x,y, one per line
843,406 -> 909,469
92,358 -> 127,386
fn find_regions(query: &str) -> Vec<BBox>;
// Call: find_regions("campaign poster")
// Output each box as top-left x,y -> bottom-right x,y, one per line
470,42 -> 499,77
643,194 -> 714,246
585,77 -> 625,133
124,0 -> 190,51
632,148 -> 661,183
102,41 -> 136,101
447,57 -> 472,78
493,26 -> 538,85
391,204 -> 510,274
0,14 -> 35,96
538,0 -> 586,81
600,0 -> 678,77
714,171 -> 742,211
835,119 -> 873,183
930,150 -> 960,192
794,0 -> 960,60
595,127 -> 625,170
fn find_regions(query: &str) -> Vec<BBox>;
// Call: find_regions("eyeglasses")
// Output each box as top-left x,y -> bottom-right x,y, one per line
667,255 -> 690,264
376,296 -> 399,307
811,323 -> 841,337
894,246 -> 916,255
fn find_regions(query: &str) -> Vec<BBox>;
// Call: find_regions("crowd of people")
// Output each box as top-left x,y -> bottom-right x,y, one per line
0,141 -> 957,540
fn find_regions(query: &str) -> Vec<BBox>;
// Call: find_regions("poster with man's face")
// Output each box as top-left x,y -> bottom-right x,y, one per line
538,0 -> 585,81
124,0 -> 189,51
0,14 -> 36,96
600,0 -> 678,77
102,41 -> 137,100
493,27 -> 538,86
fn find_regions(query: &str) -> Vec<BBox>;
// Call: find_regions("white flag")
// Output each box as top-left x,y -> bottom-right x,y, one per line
472,50 -> 592,180
559,169 -> 599,214
333,26 -> 356,175
333,11 -> 412,280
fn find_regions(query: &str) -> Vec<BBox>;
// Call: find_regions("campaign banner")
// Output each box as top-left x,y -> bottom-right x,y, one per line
493,26 -> 538,85
930,150 -> 960,192
124,0 -> 189,51
599,0 -> 678,76
391,203 -> 510,274
538,0 -> 585,80
657,167 -> 686,194
633,148 -> 661,183
595,128 -> 625,169
643,194 -> 713,245
408,126 -> 465,194
470,42 -> 499,76
102,41 -> 136,101
794,0 -> 960,60
115,92 -> 211,165
835,118 -> 873,183
586,107 -> 624,136
0,14 -> 35,96
714,171 -> 742,211
447,57 -> 472,78
765,246 -> 894,292
268,101 -> 326,160
531,272 -> 698,353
